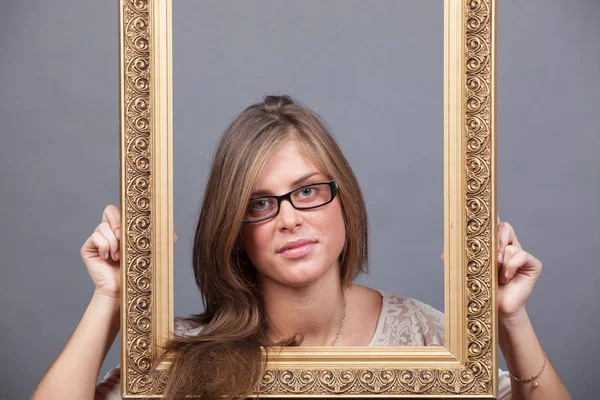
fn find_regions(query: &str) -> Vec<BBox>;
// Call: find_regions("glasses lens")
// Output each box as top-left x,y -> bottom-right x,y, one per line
244,197 -> 277,221
291,183 -> 332,209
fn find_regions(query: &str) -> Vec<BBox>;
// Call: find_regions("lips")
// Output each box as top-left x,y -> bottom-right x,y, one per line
277,239 -> 317,253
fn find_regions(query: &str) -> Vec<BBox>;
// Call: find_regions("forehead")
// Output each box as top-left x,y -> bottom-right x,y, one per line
254,139 -> 324,189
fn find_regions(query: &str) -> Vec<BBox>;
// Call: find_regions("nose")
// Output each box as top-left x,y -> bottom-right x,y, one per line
276,198 -> 303,230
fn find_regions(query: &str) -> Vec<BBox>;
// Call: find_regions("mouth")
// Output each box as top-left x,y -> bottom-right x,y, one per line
277,239 -> 318,259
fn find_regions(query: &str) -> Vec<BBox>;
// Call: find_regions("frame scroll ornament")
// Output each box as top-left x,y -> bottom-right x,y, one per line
119,0 -> 156,393
119,0 -> 497,397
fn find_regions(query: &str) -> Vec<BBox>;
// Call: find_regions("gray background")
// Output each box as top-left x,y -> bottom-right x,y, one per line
1,1 -> 598,399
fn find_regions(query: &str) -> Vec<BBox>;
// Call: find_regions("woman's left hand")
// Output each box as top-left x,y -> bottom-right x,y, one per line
439,219 -> 543,324
497,220 -> 543,324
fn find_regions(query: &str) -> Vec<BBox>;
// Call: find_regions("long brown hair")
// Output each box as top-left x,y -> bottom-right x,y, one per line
154,95 -> 369,400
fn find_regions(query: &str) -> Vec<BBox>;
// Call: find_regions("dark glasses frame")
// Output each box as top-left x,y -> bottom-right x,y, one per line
242,179 -> 339,224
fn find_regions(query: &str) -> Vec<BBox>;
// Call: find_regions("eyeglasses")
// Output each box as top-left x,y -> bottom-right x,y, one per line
242,180 -> 338,224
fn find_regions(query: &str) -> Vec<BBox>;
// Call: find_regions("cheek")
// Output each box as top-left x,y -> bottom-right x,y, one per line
322,199 -> 346,253
240,225 -> 271,264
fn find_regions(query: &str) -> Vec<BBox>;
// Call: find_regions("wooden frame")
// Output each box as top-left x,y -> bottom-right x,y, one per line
118,0 -> 498,397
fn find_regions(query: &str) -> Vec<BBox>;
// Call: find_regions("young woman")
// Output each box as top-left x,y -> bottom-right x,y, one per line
32,96 -> 570,400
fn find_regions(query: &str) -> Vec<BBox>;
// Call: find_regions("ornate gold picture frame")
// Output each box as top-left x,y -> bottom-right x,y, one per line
118,0 -> 498,397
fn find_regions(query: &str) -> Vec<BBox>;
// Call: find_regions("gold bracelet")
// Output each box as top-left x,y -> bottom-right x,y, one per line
507,351 -> 547,389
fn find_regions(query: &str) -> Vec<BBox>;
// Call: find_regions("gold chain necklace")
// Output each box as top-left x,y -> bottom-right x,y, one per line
329,295 -> 347,346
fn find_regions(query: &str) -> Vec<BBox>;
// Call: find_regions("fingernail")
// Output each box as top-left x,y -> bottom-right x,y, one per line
115,251 -> 120,259
115,229 -> 121,240
504,270 -> 510,279
497,252 -> 503,263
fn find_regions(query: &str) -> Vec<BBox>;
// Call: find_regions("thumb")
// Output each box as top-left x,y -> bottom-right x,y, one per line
496,213 -> 506,264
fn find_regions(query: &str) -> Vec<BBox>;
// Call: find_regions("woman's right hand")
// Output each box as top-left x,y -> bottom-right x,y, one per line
81,205 -> 122,300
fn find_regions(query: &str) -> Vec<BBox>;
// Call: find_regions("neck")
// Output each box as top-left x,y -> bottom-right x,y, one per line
259,268 -> 347,346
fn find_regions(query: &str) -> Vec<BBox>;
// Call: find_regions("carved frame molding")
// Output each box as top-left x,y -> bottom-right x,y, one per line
118,0 -> 497,397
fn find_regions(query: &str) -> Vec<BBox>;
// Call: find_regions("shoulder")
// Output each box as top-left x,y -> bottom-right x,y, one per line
370,292 -> 512,398
370,290 -> 445,346
174,316 -> 205,337
386,293 -> 444,326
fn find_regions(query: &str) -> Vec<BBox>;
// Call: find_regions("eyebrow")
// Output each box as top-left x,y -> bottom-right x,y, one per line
251,172 -> 324,197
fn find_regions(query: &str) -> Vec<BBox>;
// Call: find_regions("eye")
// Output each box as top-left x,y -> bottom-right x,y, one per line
300,188 -> 314,197
298,186 -> 319,198
249,198 -> 270,210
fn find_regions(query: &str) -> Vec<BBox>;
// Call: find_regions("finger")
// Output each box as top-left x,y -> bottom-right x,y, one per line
506,248 -> 542,275
87,231 -> 110,260
503,250 -> 530,282
173,222 -> 178,244
501,246 -> 542,285
102,205 -> 121,240
95,222 -> 120,260
498,244 -> 512,284
498,244 -> 520,282
497,222 -> 521,263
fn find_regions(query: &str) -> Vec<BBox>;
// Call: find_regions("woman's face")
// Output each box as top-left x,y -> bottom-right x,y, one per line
240,138 -> 346,289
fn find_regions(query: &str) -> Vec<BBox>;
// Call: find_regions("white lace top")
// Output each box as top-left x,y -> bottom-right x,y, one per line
95,289 -> 512,399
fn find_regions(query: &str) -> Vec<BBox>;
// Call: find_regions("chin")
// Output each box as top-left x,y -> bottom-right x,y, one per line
282,274 -> 323,288
267,258 -> 338,289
